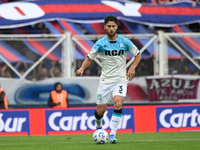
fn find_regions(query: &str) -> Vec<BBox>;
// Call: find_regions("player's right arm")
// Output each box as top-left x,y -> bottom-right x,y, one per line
76,57 -> 93,76
76,40 -> 101,76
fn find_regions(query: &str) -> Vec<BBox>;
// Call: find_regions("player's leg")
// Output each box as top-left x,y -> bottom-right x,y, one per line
94,104 -> 107,129
109,95 -> 124,144
109,82 -> 127,144
111,95 -> 123,135
94,83 -> 111,129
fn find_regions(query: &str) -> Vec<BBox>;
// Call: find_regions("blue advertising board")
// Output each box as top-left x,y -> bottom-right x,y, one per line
0,111 -> 30,134
45,108 -> 134,134
156,106 -> 200,132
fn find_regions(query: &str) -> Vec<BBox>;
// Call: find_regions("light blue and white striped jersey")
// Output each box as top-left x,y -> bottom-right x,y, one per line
88,35 -> 140,84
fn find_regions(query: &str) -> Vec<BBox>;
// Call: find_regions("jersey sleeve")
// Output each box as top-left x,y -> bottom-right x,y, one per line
87,41 -> 101,60
126,39 -> 140,56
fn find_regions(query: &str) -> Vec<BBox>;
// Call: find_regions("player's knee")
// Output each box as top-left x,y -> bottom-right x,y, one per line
114,96 -> 124,108
114,101 -> 122,110
96,109 -> 106,117
96,105 -> 107,116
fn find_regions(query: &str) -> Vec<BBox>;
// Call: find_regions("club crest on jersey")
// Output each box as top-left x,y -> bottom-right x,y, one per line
105,50 -> 124,56
120,43 -> 124,48
103,45 -> 108,47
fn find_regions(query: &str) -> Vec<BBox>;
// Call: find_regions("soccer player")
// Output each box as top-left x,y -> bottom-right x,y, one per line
76,15 -> 141,144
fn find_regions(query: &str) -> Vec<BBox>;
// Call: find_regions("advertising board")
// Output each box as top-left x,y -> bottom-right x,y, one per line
0,104 -> 199,136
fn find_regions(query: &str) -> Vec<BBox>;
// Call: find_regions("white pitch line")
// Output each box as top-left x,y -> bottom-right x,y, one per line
123,138 -> 200,142
0,138 -> 200,146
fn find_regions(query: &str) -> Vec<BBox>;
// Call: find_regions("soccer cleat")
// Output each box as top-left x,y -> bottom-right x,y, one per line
109,134 -> 118,144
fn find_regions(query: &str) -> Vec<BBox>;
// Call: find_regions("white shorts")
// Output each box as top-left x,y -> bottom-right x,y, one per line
96,82 -> 127,104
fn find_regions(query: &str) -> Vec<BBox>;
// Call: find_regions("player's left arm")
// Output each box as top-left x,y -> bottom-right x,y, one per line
126,53 -> 141,81
126,38 -> 141,81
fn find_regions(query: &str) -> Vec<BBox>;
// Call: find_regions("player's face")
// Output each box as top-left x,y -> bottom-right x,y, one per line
104,21 -> 118,38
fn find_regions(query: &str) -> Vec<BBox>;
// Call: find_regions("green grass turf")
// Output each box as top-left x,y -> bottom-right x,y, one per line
0,132 -> 200,150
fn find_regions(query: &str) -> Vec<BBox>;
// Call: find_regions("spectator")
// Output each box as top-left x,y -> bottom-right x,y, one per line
4,69 -> 13,78
48,82 -> 68,108
0,64 -> 13,78
27,71 -> 37,82
14,61 -> 29,78
84,69 -> 91,76
178,54 -> 187,74
49,61 -> 62,77
136,62 -> 148,76
170,67 -> 178,75
37,67 -> 49,80
0,63 -> 4,77
182,65 -> 191,75
0,88 -> 8,109
37,61 -> 49,80
190,59 -> 200,75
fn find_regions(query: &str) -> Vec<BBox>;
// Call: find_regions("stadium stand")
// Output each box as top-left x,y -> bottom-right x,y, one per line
0,41 -> 32,63
14,27 -> 60,61
120,20 -> 181,59
171,26 -> 200,58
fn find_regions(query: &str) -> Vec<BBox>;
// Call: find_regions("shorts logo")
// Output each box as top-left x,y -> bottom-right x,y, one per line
97,94 -> 102,100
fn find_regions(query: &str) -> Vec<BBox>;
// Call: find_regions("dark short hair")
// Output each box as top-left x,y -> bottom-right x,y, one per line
54,82 -> 62,90
104,15 -> 118,25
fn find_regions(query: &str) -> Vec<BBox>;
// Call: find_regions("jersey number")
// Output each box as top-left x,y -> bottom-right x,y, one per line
119,86 -> 123,94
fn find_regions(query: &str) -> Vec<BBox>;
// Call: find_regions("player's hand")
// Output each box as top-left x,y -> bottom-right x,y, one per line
76,68 -> 84,76
126,68 -> 135,81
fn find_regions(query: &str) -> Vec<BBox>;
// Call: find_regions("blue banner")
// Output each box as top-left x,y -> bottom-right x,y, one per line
0,0 -> 199,28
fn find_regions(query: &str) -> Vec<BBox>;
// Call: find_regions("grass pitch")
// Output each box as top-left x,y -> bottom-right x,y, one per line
0,132 -> 200,150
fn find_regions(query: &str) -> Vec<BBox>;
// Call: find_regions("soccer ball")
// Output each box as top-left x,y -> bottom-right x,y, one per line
92,129 -> 109,144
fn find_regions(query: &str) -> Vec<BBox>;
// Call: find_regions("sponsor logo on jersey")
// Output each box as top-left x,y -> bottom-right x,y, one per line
45,108 -> 134,133
156,106 -> 200,131
105,50 -> 124,56
0,111 -> 30,134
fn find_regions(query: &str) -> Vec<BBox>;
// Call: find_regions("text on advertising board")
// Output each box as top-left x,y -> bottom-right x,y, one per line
45,108 -> 134,134
0,111 -> 30,134
156,106 -> 200,131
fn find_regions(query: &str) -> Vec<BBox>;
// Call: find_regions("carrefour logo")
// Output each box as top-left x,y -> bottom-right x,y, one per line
0,111 -> 29,133
156,106 -> 200,131
45,108 -> 134,133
